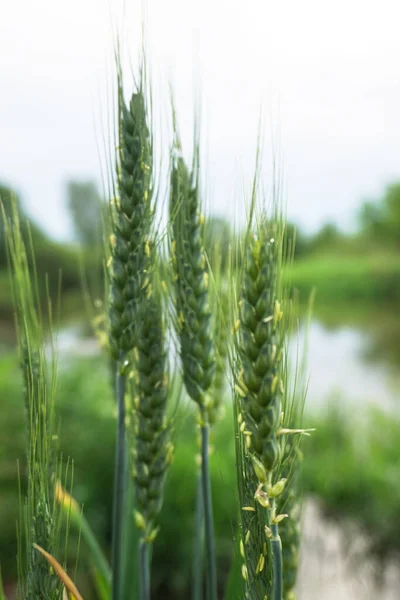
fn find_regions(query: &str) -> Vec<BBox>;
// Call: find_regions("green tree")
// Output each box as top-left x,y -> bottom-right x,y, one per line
283,222 -> 308,258
67,181 -> 103,247
359,182 -> 400,245
381,183 -> 400,243
0,183 -> 47,268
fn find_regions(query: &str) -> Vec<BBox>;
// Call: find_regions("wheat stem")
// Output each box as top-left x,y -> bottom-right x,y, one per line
200,412 -> 217,600
139,540 -> 150,600
270,515 -> 283,600
111,360 -> 127,600
192,470 -> 204,600
121,475 -> 139,600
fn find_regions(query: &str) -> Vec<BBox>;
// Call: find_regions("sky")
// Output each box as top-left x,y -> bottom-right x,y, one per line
0,0 -> 399,241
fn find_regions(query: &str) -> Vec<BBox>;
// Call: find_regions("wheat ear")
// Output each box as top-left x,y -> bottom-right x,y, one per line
234,214 -> 287,600
129,258 -> 173,600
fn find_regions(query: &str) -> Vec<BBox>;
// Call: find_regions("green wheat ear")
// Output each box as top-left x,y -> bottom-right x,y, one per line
129,258 -> 172,537
236,220 -> 284,472
170,154 -> 216,413
232,209 -> 287,600
109,82 -> 152,359
2,198 -> 63,599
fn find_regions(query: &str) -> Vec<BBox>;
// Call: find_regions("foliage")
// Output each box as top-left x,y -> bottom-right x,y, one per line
302,404 -> 400,566
0,183 -> 103,316
359,181 -> 400,246
285,254 -> 400,305
0,183 -> 48,268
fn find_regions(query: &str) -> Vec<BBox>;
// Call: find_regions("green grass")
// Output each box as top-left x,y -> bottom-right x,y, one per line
303,404 -> 400,565
286,252 -> 400,305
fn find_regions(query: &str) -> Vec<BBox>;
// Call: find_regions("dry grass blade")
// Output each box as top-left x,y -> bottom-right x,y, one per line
33,544 -> 84,600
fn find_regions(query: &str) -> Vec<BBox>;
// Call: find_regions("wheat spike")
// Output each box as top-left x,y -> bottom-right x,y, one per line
109,87 -> 152,358
130,274 -> 172,536
170,155 -> 216,410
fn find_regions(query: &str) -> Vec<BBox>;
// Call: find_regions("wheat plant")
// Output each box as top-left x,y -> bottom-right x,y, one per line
3,199 -> 66,600
169,147 -> 218,600
108,67 -> 153,600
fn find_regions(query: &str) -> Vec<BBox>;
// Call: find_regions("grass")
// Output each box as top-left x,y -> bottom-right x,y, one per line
303,403 -> 400,566
286,252 -> 400,305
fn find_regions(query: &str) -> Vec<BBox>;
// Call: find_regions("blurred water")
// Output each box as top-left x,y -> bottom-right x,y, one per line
294,320 -> 400,411
49,315 -> 400,412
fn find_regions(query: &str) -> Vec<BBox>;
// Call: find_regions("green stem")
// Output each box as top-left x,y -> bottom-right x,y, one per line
270,520 -> 283,600
192,470 -> 204,600
111,360 -> 127,600
139,540 -> 150,600
121,474 -> 140,600
200,413 -> 217,600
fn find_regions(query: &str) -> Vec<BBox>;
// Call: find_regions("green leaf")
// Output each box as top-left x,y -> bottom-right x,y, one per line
56,483 -> 111,596
92,568 -> 110,600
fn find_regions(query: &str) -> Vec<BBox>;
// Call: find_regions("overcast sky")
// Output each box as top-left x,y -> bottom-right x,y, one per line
1,0 -> 399,240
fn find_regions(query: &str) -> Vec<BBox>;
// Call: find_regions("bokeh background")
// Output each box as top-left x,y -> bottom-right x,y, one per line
1,1 -> 400,598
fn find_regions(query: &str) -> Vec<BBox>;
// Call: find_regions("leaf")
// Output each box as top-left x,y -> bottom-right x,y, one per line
56,482 -> 111,595
33,544 -> 84,600
91,568 -> 110,600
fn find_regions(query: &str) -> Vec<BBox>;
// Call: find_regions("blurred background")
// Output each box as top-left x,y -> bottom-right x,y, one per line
1,0 -> 400,598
